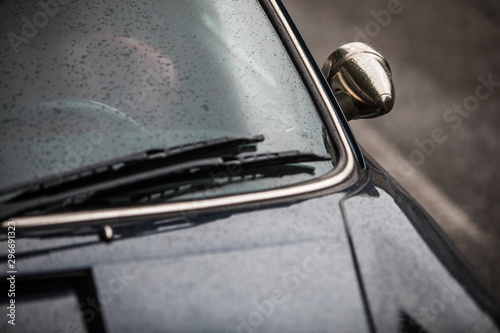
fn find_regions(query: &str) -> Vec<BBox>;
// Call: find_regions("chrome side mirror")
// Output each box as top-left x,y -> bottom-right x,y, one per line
322,42 -> 395,121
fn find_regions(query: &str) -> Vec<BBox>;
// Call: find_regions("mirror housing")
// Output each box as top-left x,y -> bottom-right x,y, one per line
322,42 -> 395,121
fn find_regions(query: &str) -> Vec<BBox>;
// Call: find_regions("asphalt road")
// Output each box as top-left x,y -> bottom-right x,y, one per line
281,0 -> 500,299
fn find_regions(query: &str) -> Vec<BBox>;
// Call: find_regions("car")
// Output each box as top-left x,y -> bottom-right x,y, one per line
1,0 -> 499,332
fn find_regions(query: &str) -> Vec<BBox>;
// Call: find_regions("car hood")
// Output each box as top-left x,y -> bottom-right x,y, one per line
2,178 -> 499,332
3,193 -> 370,332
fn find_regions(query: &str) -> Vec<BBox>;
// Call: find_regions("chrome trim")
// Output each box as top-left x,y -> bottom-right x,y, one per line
1,0 -> 358,233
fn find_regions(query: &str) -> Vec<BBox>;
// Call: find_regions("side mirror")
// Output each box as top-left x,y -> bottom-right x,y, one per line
322,42 -> 395,121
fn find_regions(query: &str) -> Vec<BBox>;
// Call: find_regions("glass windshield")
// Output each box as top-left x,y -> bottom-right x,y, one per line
0,0 -> 334,198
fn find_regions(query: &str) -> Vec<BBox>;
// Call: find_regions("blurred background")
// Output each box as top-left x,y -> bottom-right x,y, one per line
281,0 -> 500,299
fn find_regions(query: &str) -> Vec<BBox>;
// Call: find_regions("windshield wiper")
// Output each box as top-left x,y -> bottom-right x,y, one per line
0,135 -> 331,221
0,135 -> 264,198
73,150 -> 329,207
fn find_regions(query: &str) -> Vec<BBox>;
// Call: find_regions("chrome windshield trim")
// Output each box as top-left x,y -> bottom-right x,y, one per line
1,0 -> 358,233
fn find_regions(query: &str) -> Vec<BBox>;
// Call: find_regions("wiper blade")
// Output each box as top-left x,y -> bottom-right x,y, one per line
87,151 -> 329,205
0,134 -> 264,199
0,157 -> 225,221
0,148 -> 330,222
0,135 -> 264,219
125,163 -> 318,205
226,150 -> 331,167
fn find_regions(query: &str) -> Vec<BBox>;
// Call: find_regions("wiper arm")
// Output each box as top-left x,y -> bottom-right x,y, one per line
0,148 -> 330,222
0,157 -> 226,221
0,135 -> 264,220
87,150 -> 330,205
0,134 -> 265,199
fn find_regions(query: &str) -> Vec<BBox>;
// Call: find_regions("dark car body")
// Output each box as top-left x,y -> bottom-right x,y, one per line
1,0 -> 499,332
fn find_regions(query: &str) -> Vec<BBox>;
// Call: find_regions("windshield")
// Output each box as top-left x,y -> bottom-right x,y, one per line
0,0 -> 334,199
